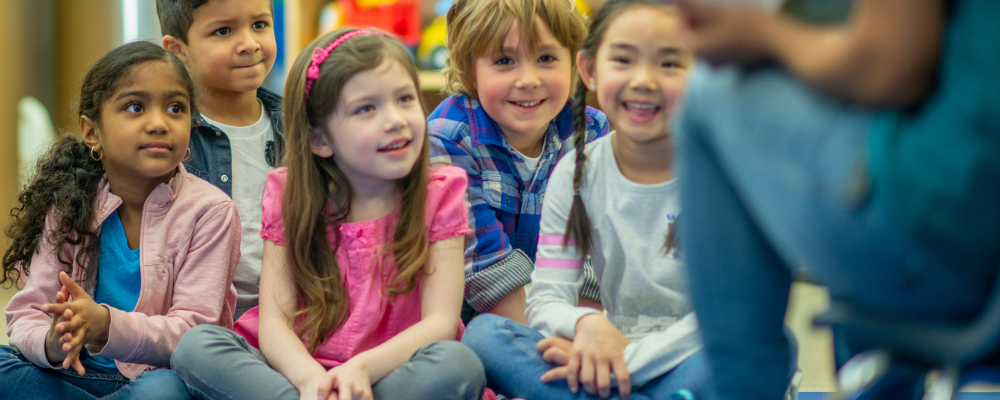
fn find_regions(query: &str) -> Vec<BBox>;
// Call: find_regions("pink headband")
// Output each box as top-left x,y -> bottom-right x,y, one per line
305,29 -> 384,99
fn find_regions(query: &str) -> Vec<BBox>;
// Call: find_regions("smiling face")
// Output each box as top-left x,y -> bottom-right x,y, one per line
580,6 -> 691,144
474,17 -> 573,144
180,0 -> 276,94
83,60 -> 193,185
312,58 -> 426,190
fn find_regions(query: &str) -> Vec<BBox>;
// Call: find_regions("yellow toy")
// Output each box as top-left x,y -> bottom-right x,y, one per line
417,0 -> 591,70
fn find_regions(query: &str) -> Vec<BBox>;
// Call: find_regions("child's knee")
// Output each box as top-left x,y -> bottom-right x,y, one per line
462,313 -> 509,351
0,345 -> 22,364
171,324 -> 232,371
130,369 -> 191,400
420,341 -> 486,396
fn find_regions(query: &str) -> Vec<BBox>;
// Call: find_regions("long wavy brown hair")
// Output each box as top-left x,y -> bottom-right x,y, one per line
282,28 -> 430,352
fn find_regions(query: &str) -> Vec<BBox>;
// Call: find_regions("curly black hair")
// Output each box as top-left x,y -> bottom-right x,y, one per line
1,41 -> 194,289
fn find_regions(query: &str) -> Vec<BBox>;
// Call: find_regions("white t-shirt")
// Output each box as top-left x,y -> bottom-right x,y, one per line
513,147 -> 542,182
201,102 -> 272,317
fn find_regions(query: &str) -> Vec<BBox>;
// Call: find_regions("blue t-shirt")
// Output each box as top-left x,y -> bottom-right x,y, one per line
86,210 -> 142,371
869,0 -> 1000,267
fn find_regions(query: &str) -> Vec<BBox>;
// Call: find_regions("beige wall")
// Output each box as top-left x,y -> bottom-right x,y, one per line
0,0 -> 120,272
54,0 -> 122,132
0,0 -> 29,347
0,0 -> 121,345
0,0 -> 29,219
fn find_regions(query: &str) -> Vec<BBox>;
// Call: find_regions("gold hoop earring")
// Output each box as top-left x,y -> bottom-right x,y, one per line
183,147 -> 192,162
90,147 -> 103,161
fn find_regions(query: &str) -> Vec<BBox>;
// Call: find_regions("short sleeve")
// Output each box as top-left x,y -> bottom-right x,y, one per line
260,167 -> 289,245
425,165 -> 473,243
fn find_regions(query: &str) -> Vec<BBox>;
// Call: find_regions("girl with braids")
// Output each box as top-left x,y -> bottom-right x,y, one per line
463,1 -> 720,399
0,41 -> 240,399
169,28 -> 486,400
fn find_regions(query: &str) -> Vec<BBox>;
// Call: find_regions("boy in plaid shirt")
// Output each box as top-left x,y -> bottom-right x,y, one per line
428,0 -> 608,324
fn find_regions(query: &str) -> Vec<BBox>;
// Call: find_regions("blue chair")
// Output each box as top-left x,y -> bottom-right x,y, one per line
814,265 -> 1000,400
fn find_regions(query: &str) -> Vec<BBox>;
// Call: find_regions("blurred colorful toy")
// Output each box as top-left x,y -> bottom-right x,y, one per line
416,14 -> 448,70
319,0 -> 422,47
415,0 -> 591,70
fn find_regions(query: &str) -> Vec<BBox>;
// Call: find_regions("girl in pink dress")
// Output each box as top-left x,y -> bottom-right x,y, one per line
169,28 -> 486,400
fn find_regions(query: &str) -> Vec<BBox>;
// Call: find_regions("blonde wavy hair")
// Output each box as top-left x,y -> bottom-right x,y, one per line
443,0 -> 588,100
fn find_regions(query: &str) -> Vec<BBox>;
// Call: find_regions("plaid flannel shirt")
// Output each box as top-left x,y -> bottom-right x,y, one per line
427,94 -> 609,312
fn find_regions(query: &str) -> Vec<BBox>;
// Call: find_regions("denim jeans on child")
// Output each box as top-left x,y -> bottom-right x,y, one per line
170,324 -> 486,400
0,344 -> 190,400
674,64 -> 997,400
463,313 -> 713,400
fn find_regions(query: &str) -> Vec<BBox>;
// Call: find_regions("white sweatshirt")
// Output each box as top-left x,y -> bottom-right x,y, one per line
526,133 -> 701,387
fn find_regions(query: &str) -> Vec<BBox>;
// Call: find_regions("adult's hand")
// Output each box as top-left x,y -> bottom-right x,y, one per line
676,0 -> 774,66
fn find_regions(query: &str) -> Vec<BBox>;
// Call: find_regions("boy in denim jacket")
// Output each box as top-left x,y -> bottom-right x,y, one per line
158,0 -> 283,318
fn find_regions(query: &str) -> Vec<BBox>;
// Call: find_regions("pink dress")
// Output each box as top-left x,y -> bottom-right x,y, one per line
233,165 -> 472,369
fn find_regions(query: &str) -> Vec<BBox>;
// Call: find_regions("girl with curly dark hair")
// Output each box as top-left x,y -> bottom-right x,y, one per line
0,41 -> 241,399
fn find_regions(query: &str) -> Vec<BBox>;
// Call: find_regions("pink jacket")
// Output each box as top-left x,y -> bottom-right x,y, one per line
4,165 -> 240,379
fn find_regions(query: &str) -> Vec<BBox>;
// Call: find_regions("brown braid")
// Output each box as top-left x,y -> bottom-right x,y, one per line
563,0 -> 680,258
563,77 -> 595,257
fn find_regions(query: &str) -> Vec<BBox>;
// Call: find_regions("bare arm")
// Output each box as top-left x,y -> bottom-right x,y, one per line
487,287 -> 528,324
680,0 -> 946,107
256,240 -> 328,399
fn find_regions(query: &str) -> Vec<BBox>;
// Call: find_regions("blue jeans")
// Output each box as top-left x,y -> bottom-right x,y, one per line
674,64 -> 996,400
170,324 -> 486,400
463,313 -> 711,400
0,344 -> 191,400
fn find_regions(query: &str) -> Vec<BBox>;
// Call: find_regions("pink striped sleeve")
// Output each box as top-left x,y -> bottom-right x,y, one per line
537,234 -> 575,247
536,257 -> 584,270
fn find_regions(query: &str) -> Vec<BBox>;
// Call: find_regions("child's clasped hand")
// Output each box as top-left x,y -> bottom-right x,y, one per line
41,271 -> 111,376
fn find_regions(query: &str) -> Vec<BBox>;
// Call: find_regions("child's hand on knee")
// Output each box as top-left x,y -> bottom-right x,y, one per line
41,272 -> 111,375
537,336 -> 573,366
542,314 -> 632,399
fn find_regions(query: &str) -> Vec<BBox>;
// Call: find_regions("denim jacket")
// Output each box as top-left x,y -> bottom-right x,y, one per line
184,87 -> 285,197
